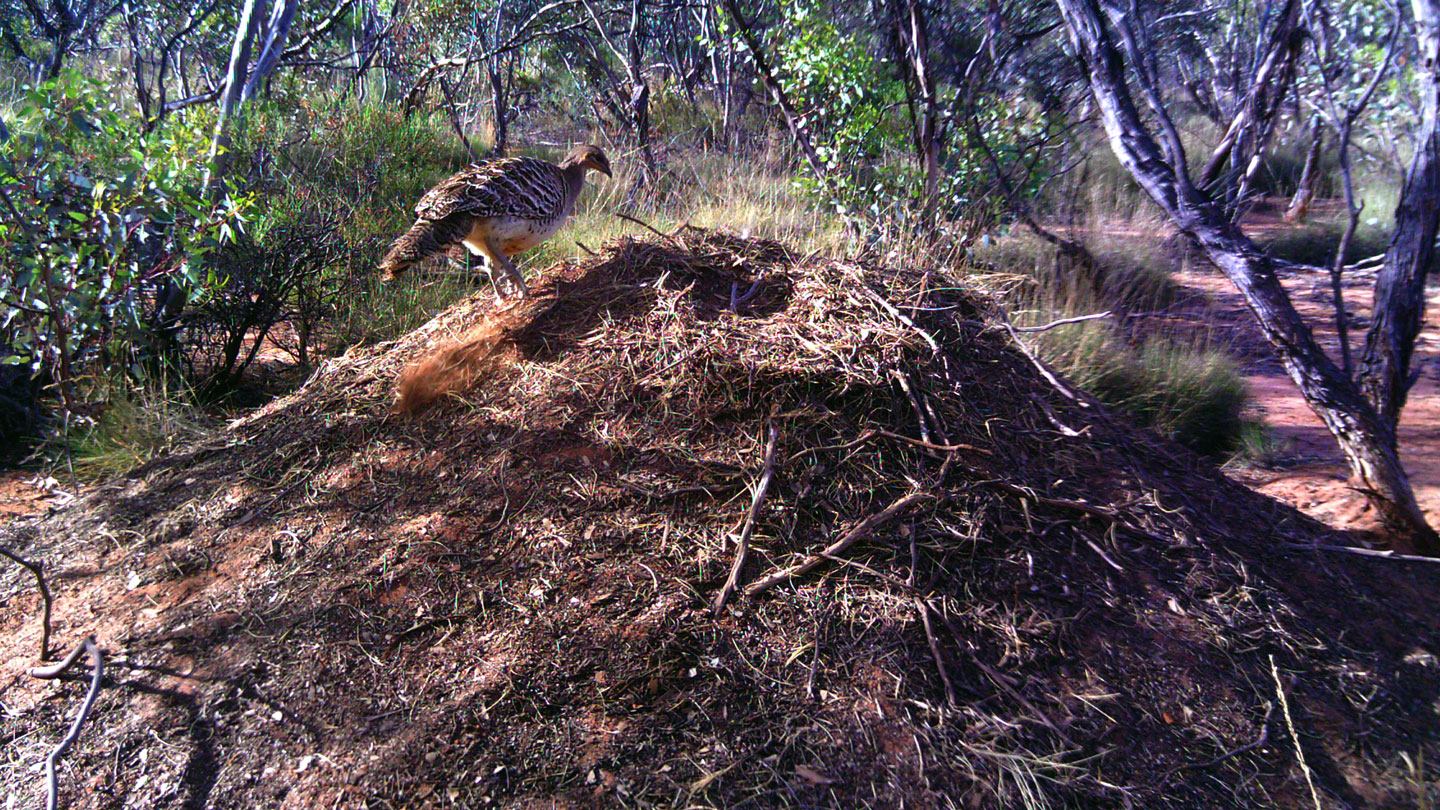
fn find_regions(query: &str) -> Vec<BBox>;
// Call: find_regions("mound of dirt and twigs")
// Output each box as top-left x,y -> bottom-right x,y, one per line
2,231 -> 1438,809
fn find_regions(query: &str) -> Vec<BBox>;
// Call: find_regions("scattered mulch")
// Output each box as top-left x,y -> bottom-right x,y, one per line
1,231 -> 1437,809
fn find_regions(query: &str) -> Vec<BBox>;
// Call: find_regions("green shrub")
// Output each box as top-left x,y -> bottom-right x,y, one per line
0,70 -> 249,404
1035,320 -> 1250,455
227,100 -> 480,351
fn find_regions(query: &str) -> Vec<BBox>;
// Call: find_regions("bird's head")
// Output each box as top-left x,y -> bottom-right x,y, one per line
565,144 -> 612,178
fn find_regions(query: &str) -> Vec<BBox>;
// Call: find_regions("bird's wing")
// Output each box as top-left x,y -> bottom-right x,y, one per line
414,157 -> 566,222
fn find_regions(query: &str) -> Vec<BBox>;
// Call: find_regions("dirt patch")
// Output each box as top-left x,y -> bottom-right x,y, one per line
1168,241 -> 1440,533
0,470 -> 76,525
1,232 -> 1437,809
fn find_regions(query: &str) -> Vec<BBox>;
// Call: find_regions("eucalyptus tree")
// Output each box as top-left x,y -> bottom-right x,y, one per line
0,0 -> 110,81
1055,0 -> 1440,553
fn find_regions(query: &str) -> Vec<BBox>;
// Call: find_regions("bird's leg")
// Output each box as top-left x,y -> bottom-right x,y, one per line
463,243 -> 507,303
484,238 -> 529,300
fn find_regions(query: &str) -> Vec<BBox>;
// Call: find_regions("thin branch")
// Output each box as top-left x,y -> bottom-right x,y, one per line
713,423 -> 780,613
1010,311 -> 1112,332
614,211 -> 678,242
916,598 -> 958,709
278,0 -> 356,60
1280,542 -> 1440,564
1,546 -> 53,662
860,285 -> 941,354
784,428 -> 991,466
28,636 -> 91,679
39,636 -> 103,810
746,491 -> 934,596
1165,701 -> 1274,779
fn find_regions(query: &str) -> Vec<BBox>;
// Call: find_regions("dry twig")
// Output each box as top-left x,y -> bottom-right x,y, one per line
1009,311 -> 1112,332
861,286 -> 942,354
1281,542 -> 1440,564
785,429 -> 990,466
713,424 -> 781,613
1,545 -> 53,661
1163,701 -> 1274,780
747,492 -> 934,596
36,636 -> 103,810
614,212 -> 680,243
915,598 -> 958,709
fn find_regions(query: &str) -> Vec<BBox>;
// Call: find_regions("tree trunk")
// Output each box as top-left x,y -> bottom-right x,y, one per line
899,0 -> 940,235
205,0 -> 266,199
487,60 -> 508,154
240,0 -> 299,102
1055,0 -> 1439,553
1196,0 -> 1306,213
1360,0 -> 1440,426
625,0 -> 657,188
1284,118 -> 1324,223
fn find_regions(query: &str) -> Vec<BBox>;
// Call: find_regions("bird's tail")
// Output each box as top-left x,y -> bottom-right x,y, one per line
379,216 -> 472,280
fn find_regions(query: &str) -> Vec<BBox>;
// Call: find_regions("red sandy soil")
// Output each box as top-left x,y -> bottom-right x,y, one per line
0,470 -> 74,522
1167,220 -> 1440,535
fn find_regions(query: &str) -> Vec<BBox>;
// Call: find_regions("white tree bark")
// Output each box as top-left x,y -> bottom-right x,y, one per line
204,0 -> 266,198
241,0 -> 300,102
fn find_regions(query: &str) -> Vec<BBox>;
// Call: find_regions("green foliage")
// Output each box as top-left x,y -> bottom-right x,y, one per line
762,2 -> 1049,236
1041,324 -> 1249,456
978,231 -> 1251,456
227,99 -> 478,350
0,71 -> 249,392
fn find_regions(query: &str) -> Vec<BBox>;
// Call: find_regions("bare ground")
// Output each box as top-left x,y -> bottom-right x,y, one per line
1160,218 -> 1440,535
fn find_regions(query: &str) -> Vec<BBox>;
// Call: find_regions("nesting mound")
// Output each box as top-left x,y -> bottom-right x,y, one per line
2,232 -> 1438,810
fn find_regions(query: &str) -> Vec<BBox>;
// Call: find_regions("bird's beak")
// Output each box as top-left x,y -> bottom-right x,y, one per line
598,163 -> 613,178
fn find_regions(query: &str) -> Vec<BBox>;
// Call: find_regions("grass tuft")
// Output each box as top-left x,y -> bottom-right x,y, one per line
976,230 -> 1253,456
70,385 -> 214,478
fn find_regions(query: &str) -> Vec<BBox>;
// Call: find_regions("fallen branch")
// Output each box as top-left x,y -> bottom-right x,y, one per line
1,546 -> 53,661
785,429 -> 991,466
998,319 -> 1087,405
37,636 -> 103,810
746,491 -> 934,596
28,637 -> 91,680
713,424 -> 781,613
891,369 -> 933,444
978,477 -> 1170,545
1280,542 -> 1440,564
1009,311 -> 1112,332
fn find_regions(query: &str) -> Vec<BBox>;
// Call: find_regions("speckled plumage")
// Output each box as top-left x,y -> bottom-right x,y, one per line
413,157 -> 569,226
379,145 -> 612,299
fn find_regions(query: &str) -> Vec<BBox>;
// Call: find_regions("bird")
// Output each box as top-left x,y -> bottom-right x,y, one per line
379,145 -> 612,299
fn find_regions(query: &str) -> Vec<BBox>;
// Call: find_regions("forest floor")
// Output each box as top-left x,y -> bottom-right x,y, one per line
1187,263 -> 1440,534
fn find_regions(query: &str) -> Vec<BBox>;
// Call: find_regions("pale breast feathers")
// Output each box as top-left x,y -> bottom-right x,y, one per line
414,157 -> 566,223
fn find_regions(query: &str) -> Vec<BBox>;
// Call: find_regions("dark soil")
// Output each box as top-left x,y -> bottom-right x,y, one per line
2,232 -> 1437,809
